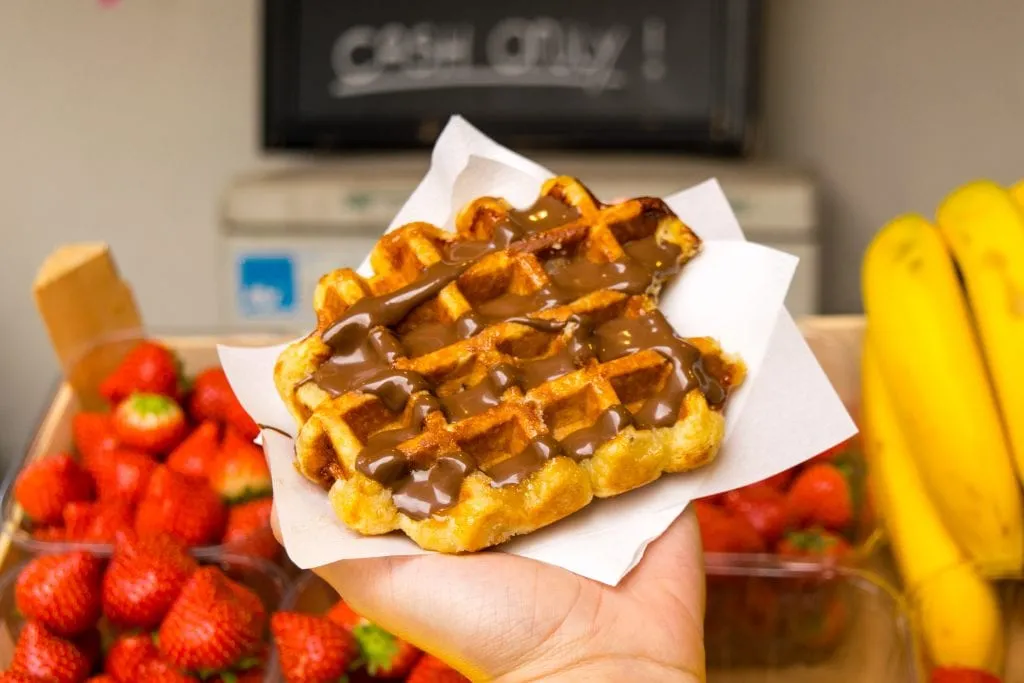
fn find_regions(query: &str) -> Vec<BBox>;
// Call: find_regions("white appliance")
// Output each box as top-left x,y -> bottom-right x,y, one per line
219,155 -> 818,329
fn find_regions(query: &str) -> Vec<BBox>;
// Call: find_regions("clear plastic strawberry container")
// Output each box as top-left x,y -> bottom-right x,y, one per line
0,328 -> 292,558
282,558 -> 919,683
0,548 -> 288,681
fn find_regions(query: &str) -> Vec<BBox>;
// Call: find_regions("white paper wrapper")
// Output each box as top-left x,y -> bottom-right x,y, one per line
219,116 -> 856,586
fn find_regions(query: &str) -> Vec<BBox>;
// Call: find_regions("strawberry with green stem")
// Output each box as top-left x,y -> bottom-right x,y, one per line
786,462 -> 854,531
209,428 -> 271,503
325,599 -> 422,678
113,392 -> 188,454
14,452 -> 94,526
776,527 -> 851,559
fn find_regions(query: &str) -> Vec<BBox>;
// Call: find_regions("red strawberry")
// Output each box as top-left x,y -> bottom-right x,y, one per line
10,621 -> 92,683
759,468 -> 794,492
189,368 -> 259,440
324,599 -> 362,631
73,412 -> 120,469
102,534 -> 198,629
15,552 -> 103,636
787,463 -> 853,530
694,500 -> 765,554
158,567 -> 263,671
63,500 -> 134,543
271,612 -> 357,683
134,467 -> 227,547
92,448 -> 157,506
166,421 -> 220,480
723,483 -> 792,546
407,654 -> 471,683
135,659 -> 199,682
209,429 -> 271,503
355,622 -> 422,678
931,668 -> 1001,683
105,633 -> 159,681
113,393 -> 188,454
14,453 -> 93,526
776,528 -> 851,560
32,525 -> 67,542
222,498 -> 279,561
100,341 -> 182,404
86,676 -> 117,683
0,672 -> 41,682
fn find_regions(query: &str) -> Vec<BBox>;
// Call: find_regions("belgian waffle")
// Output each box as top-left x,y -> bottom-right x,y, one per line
274,176 -> 746,552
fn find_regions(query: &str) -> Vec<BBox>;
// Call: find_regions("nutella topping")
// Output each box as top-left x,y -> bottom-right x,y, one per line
488,435 -> 563,487
400,322 -> 459,358
476,284 -> 576,320
392,451 -> 477,520
594,311 -> 725,427
504,196 -> 580,235
547,257 -> 653,296
560,405 -> 634,460
622,236 -> 684,278
354,394 -> 441,485
440,364 -> 519,420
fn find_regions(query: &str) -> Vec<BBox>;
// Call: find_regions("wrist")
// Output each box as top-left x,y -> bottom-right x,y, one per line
492,656 -> 703,683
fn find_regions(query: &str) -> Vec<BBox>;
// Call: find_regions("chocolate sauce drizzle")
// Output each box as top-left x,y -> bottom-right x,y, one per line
311,196 -> 728,520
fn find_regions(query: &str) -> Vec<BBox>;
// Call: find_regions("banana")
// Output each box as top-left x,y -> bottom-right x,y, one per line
936,181 -> 1024,482
1012,180 -> 1024,206
862,214 -> 1024,572
862,340 -> 1004,673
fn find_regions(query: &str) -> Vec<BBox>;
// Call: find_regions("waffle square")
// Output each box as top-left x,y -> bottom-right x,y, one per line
275,177 -> 745,552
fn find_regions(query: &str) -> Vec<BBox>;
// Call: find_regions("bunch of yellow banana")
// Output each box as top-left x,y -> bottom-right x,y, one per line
861,179 -> 1024,673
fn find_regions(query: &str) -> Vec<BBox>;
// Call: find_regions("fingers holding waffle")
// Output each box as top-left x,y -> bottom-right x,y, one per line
275,176 -> 744,552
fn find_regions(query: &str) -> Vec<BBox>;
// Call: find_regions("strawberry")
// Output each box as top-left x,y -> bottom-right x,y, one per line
113,393 -> 188,454
271,612 -> 357,683
63,500 -> 134,543
100,341 -> 182,404
324,599 -> 362,632
355,622 -> 422,678
102,534 -> 198,629
222,498 -> 279,561
787,463 -> 854,530
758,468 -> 794,492
0,672 -> 41,682
92,448 -> 158,506
776,527 -> 851,560
722,483 -> 792,546
15,552 -> 103,637
105,633 -> 159,681
10,621 -> 92,683
931,668 -> 1001,683
135,466 -> 227,547
158,567 -> 264,672
86,676 -> 117,683
167,421 -> 221,480
407,654 -> 470,683
14,453 -> 93,526
135,659 -> 200,682
32,525 -> 67,542
189,368 -> 259,440
694,500 -> 765,554
209,428 -> 271,503
228,579 -> 267,632
73,412 -> 121,470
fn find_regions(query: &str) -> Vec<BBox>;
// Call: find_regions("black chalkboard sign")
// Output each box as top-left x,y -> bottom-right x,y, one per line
263,0 -> 761,154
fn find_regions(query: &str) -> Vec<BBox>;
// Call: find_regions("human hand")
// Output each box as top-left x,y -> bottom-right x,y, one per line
278,508 -> 706,682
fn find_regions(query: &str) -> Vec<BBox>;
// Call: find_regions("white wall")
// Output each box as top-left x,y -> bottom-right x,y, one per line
1,0 -> 1024,466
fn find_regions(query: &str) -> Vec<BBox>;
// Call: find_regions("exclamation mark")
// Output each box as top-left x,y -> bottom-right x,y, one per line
642,17 -> 666,82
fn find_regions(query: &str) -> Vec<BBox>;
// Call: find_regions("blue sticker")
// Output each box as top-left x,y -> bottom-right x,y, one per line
237,254 -> 295,317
